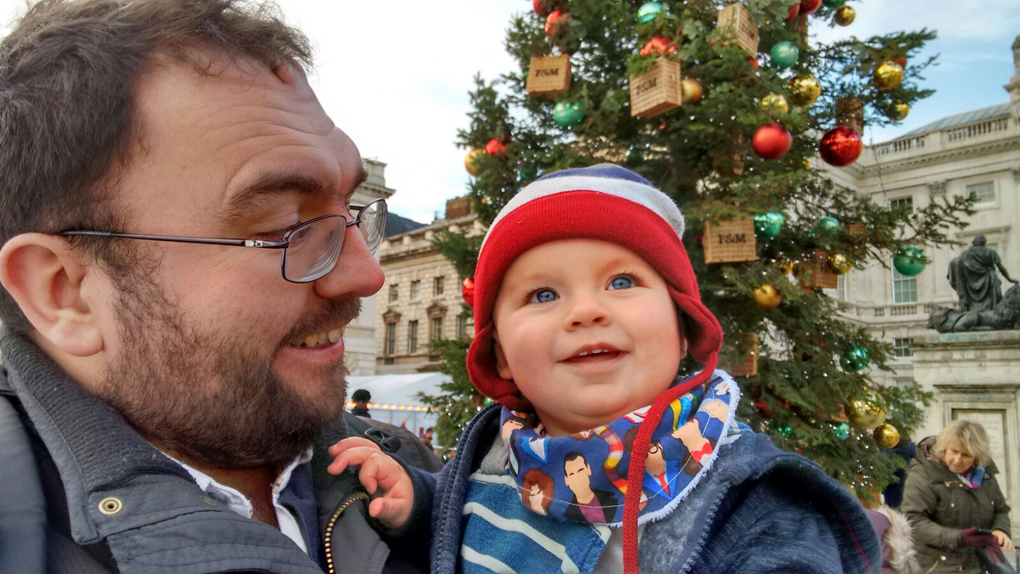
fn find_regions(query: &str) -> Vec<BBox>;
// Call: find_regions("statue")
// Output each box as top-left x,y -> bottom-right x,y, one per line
929,236 -> 1020,332
947,235 -> 1017,312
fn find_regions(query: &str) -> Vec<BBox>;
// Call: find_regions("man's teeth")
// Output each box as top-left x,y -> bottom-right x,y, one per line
298,328 -> 343,348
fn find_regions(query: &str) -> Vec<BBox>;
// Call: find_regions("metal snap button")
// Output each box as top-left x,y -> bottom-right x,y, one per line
199,496 -> 217,506
98,497 -> 123,515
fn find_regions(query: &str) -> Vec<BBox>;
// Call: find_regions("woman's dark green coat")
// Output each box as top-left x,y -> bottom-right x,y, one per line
900,436 -> 1011,573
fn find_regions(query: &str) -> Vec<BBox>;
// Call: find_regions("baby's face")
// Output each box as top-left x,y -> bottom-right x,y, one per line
492,239 -> 682,436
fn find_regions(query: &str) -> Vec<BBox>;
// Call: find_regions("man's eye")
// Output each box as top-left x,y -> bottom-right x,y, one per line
608,275 -> 634,290
528,288 -> 558,304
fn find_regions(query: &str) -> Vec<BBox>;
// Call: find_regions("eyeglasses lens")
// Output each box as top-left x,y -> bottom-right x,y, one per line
359,200 -> 387,256
285,216 -> 344,282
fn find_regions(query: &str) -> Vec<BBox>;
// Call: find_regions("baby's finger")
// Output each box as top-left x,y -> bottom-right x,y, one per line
328,436 -> 380,457
327,445 -> 385,475
368,497 -> 403,520
358,454 -> 383,494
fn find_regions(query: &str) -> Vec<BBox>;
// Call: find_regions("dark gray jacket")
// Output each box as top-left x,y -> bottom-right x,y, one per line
0,329 -> 439,574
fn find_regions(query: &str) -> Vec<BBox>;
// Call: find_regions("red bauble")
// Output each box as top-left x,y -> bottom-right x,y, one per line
748,57 -> 759,71
545,10 -> 568,37
799,0 -> 822,15
786,3 -> 800,20
462,277 -> 475,307
485,138 -> 507,158
896,56 -> 907,68
534,0 -> 551,16
819,126 -> 863,167
640,36 -> 677,57
752,122 -> 792,160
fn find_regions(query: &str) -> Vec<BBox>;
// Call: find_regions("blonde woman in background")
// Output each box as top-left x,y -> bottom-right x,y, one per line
901,420 -> 1013,572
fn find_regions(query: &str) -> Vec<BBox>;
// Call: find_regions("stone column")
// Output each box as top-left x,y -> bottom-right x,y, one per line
1006,36 -> 1020,124
912,331 -> 1020,531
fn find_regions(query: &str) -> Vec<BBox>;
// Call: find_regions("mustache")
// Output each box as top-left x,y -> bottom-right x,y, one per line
282,298 -> 362,346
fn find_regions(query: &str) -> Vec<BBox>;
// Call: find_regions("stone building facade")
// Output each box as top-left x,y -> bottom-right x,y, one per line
341,158 -> 395,375
375,197 -> 484,373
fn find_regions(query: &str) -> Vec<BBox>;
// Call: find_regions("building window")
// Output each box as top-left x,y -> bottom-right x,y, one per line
410,280 -> 421,301
408,320 -> 419,354
385,323 -> 396,356
967,181 -> 995,205
434,276 -> 445,296
388,284 -> 399,302
890,196 -> 913,212
893,377 -> 914,390
893,338 -> 913,357
837,275 -> 849,302
431,316 -> 443,341
457,314 -> 468,339
892,267 -> 917,304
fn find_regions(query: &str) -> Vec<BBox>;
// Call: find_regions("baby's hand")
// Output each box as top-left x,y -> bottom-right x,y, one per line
328,437 -> 413,529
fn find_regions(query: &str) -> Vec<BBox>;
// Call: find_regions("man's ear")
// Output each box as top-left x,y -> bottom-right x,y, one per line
0,233 -> 104,356
492,330 -> 514,381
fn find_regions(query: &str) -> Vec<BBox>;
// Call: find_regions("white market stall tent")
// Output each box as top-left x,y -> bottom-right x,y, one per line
345,372 -> 449,439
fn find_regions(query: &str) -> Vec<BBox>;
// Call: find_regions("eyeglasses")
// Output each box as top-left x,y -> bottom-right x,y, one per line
60,199 -> 387,283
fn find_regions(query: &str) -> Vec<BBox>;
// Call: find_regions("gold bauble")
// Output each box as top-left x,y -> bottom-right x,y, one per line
465,148 -> 485,176
848,400 -> 887,430
777,258 -> 796,275
761,93 -> 789,116
834,6 -> 855,26
752,283 -> 783,309
874,61 -> 904,92
681,78 -> 703,105
788,74 -> 822,107
887,102 -> 910,122
873,422 -> 900,448
828,253 -> 852,275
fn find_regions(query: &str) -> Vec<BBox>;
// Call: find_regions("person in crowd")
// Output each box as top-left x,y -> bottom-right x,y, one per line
351,389 -> 372,418
861,495 -> 923,574
0,1 -> 436,572
901,420 -> 1013,573
329,165 -> 880,573
883,435 -> 917,509
421,427 -> 435,451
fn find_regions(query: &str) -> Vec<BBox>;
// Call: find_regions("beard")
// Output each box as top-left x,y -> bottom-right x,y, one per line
97,265 -> 359,469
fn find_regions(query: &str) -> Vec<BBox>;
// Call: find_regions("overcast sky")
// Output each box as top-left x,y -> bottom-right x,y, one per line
1,0 -> 1017,223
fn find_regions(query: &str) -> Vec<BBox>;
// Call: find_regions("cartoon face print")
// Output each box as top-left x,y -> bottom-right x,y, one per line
672,419 -> 710,461
714,380 -> 731,395
702,399 -> 730,423
521,468 -> 554,515
502,416 -> 526,444
645,441 -> 666,476
563,453 -> 595,503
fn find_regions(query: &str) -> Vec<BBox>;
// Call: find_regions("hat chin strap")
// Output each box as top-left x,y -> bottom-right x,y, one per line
621,352 -> 719,574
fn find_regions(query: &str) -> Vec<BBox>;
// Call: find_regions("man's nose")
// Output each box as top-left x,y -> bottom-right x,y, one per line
563,293 -> 612,330
313,224 -> 385,299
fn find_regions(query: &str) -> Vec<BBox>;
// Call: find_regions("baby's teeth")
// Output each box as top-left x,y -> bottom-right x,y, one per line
592,349 -> 603,355
328,329 -> 341,343
578,351 -> 589,356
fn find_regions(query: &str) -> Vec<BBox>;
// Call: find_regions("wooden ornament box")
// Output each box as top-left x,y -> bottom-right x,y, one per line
797,249 -> 839,289
703,218 -> 757,263
835,97 -> 864,135
729,333 -> 759,377
525,55 -> 571,98
718,3 -> 758,57
629,58 -> 682,118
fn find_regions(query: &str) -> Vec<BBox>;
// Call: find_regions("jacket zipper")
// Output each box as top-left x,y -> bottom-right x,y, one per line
323,491 -> 370,574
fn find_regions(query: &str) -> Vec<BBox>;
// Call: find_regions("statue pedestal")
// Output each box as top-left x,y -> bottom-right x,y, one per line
913,331 -> 1020,529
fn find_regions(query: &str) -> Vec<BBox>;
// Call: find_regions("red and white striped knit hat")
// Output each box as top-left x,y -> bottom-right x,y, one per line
467,163 -> 723,410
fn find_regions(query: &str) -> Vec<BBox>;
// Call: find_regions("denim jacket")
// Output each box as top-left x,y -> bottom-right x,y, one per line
431,405 -> 881,573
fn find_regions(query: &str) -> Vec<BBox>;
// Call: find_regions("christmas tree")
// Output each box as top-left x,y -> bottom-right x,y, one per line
420,0 -> 973,497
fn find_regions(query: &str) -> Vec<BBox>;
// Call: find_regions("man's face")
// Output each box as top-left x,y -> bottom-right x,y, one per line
91,52 -> 383,468
563,456 -> 592,495
493,239 -> 682,435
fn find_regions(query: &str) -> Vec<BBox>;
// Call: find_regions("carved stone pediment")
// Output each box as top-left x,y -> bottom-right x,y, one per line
382,308 -> 402,323
427,302 -> 448,318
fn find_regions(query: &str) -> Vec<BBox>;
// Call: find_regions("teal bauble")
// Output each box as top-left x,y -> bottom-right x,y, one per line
832,422 -> 850,441
754,212 -> 784,238
893,246 -> 927,276
777,426 -> 793,438
625,147 -> 645,167
816,216 -> 841,235
823,0 -> 846,6
770,41 -> 799,68
553,100 -> 586,128
636,1 -> 663,25
842,347 -> 871,372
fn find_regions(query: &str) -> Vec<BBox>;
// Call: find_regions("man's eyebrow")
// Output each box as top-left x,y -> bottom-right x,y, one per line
219,167 -> 369,225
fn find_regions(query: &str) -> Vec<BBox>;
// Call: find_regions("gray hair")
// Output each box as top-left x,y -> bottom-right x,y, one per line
0,0 -> 312,333
934,419 -> 992,467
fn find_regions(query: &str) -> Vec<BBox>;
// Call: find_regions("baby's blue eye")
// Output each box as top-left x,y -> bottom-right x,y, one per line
608,276 -> 634,290
529,289 -> 558,304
